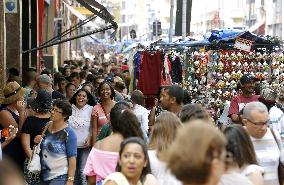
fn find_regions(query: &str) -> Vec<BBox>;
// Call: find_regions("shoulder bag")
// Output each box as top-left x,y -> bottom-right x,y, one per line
27,122 -> 51,173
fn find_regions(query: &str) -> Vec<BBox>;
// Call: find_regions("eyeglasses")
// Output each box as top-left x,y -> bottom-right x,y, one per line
50,108 -> 63,114
245,118 -> 269,126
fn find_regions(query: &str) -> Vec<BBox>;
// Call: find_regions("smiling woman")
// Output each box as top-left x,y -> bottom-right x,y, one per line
68,88 -> 96,185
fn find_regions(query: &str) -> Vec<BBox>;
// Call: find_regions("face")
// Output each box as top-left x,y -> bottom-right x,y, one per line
58,81 -> 67,91
160,89 -> 173,110
243,110 -> 269,138
50,106 -> 64,122
241,81 -> 255,94
29,90 -> 37,98
37,81 -> 49,89
99,83 -> 112,99
119,143 -> 147,180
66,85 -> 76,98
75,91 -> 88,108
65,68 -> 71,77
83,86 -> 92,94
71,77 -> 80,88
95,78 -> 104,88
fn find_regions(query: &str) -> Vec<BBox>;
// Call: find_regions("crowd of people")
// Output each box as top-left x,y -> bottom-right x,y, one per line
0,56 -> 284,185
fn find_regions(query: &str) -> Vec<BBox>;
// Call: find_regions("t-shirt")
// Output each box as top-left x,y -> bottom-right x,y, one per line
269,105 -> 284,134
228,94 -> 259,123
148,150 -> 182,185
21,116 -> 50,148
218,172 -> 253,185
133,104 -> 149,138
138,50 -> 163,95
41,126 -> 77,181
103,172 -> 142,185
250,128 -> 284,185
68,104 -> 93,148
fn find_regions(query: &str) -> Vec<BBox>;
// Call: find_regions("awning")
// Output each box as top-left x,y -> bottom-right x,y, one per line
248,21 -> 265,35
62,1 -> 98,28
74,7 -> 93,16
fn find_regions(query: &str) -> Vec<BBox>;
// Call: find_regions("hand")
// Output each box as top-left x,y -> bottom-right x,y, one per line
5,132 -> 17,142
83,137 -> 91,147
154,98 -> 159,107
16,100 -> 26,113
34,135 -> 43,144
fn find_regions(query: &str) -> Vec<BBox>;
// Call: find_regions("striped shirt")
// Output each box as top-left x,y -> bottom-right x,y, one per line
250,129 -> 282,185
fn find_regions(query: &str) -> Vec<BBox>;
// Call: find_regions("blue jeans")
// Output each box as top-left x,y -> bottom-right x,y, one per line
40,174 -> 67,185
74,147 -> 90,185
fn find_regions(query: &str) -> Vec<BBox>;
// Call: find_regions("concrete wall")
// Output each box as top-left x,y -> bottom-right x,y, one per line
0,0 -> 6,93
5,0 -> 21,77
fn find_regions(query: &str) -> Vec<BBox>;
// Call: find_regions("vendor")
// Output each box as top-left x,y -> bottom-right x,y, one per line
228,74 -> 260,124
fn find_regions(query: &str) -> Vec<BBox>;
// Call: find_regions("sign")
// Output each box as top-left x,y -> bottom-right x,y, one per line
5,0 -> 17,13
234,37 -> 253,52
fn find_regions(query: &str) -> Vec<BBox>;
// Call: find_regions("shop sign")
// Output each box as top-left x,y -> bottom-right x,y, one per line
234,37 -> 253,52
5,0 -> 17,13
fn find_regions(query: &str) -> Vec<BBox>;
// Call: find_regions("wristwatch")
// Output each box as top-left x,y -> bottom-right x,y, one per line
68,176 -> 74,181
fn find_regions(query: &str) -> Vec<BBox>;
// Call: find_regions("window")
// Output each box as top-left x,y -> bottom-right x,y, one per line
122,2 -> 126,10
122,15 -> 126,23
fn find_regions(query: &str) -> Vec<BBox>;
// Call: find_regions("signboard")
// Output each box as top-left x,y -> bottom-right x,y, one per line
234,37 -> 253,52
5,0 -> 17,13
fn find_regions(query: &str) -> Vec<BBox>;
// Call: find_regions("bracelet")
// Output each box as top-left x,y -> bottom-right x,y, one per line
68,176 -> 74,181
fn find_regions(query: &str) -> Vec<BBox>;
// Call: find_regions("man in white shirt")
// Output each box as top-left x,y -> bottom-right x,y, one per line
242,102 -> 284,185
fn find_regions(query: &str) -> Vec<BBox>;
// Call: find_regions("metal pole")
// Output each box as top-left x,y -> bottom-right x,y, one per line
169,0 -> 174,43
155,19 -> 158,39
182,0 -> 187,39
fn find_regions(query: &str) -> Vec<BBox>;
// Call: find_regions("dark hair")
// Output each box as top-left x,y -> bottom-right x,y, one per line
82,82 -> 95,94
70,72 -> 80,79
8,67 -> 20,76
65,82 -> 76,92
53,99 -> 72,121
40,68 -> 51,76
57,76 -> 67,83
116,137 -> 151,183
86,74 -> 95,84
80,70 -> 87,80
163,85 -> 184,104
115,82 -> 126,92
183,90 -> 192,104
109,102 -> 131,132
97,81 -> 115,100
114,109 -> 144,139
131,90 -> 145,106
69,88 -> 96,106
223,124 -> 258,167
180,103 -> 210,123
24,69 -> 37,84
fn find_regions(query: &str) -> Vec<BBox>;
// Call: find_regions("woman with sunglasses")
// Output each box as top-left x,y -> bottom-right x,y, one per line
103,137 -> 159,185
35,99 -> 77,185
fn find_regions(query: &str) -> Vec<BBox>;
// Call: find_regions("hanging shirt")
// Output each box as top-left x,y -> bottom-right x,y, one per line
170,56 -> 183,83
138,50 -> 162,95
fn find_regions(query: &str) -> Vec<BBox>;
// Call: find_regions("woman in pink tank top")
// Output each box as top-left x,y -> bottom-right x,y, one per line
91,81 -> 116,144
84,104 -> 144,185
